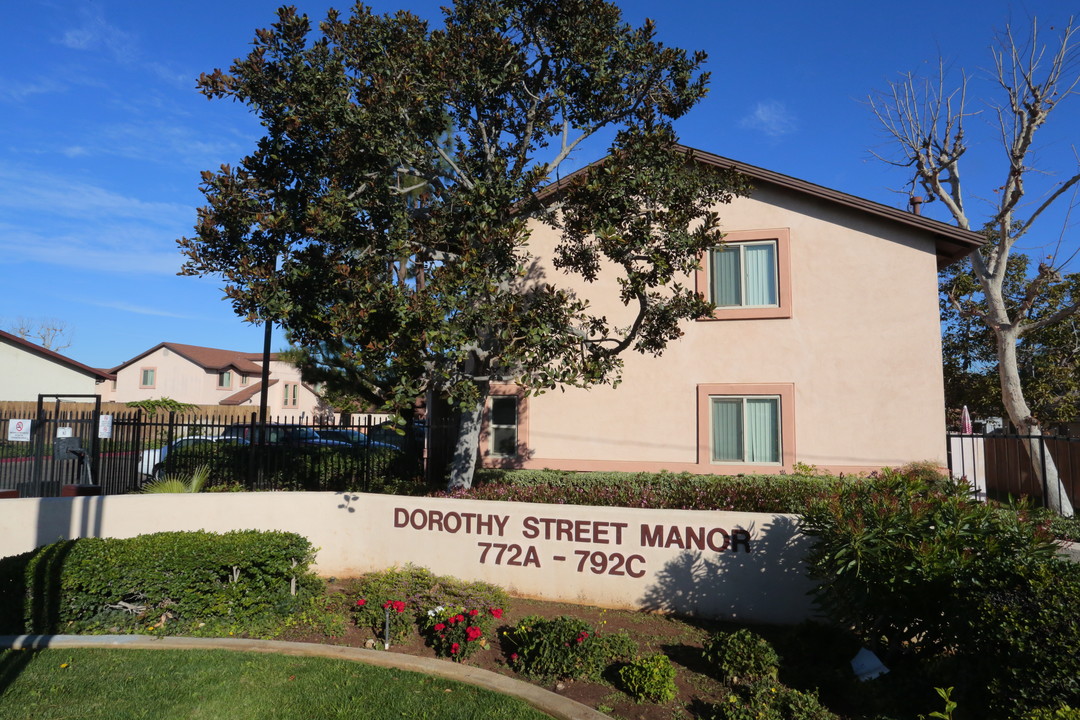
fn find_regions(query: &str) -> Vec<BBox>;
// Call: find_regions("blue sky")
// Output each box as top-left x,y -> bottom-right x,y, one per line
2,0 -> 1077,370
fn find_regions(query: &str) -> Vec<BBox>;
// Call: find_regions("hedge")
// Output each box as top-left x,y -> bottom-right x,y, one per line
0,530 -> 320,634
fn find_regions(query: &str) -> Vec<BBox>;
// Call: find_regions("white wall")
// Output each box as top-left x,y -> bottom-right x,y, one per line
0,342 -> 99,402
0,492 -> 815,624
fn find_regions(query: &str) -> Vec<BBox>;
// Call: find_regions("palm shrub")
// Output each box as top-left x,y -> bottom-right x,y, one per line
140,465 -> 210,493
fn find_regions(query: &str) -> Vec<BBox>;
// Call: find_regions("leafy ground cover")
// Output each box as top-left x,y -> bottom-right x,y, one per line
0,647 -> 552,720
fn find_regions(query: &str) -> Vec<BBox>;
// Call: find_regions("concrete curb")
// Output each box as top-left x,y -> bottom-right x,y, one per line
1060,540 -> 1080,564
0,635 -> 610,720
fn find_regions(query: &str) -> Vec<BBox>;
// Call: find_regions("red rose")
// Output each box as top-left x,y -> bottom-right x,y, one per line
510,653 -> 519,662
490,608 -> 503,619
466,626 -> 483,641
393,601 -> 406,613
434,623 -> 445,631
356,599 -> 366,606
468,609 -> 479,616
383,601 -> 392,609
451,643 -> 460,655
455,614 -> 465,623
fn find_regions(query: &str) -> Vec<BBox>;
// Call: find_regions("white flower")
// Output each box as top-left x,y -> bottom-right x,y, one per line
435,605 -> 445,613
427,609 -> 436,617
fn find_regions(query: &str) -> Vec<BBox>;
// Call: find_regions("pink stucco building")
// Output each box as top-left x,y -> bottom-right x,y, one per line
476,150 -> 984,476
107,342 -> 322,418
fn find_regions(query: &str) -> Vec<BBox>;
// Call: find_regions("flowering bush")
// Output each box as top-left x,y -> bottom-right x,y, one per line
423,605 -> 503,662
505,614 -> 635,681
351,596 -> 412,643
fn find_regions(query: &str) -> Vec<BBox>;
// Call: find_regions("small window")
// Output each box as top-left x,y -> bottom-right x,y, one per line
283,383 -> 299,408
710,241 -> 778,307
140,368 -> 156,388
218,371 -> 232,388
710,396 -> 781,464
490,396 -> 518,457
240,374 -> 249,386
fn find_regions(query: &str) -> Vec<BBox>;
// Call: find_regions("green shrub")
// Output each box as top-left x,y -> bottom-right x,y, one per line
0,530 -> 320,634
619,653 -> 677,703
800,470 -> 1076,717
702,629 -> 779,685
506,614 -> 636,681
710,682 -> 837,720
446,469 -> 841,514
1024,706 -> 1080,720
347,566 -> 508,643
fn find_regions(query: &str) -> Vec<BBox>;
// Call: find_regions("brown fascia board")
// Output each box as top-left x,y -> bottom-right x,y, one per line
0,329 -> 114,381
110,342 -> 263,374
538,146 -> 985,270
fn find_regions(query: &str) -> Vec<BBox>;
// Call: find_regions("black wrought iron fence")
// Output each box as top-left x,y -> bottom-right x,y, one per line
947,432 -> 1080,513
1,409 -> 449,498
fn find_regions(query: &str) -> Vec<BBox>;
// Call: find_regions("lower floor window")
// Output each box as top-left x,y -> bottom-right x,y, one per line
490,396 -> 518,457
711,395 -> 781,463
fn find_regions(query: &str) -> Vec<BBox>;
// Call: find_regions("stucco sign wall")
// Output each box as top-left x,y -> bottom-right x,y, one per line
0,492 -> 817,624
359,496 -> 815,624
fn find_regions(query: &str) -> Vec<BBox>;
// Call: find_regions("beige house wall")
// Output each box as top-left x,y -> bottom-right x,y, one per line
496,184 -> 946,475
113,350 -> 320,417
0,492 -> 815,624
0,341 -> 102,402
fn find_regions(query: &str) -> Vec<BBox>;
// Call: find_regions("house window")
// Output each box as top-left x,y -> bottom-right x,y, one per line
283,383 -> 299,408
695,229 -> 791,320
710,396 -> 781,463
490,396 -> 518,457
139,368 -> 156,388
710,242 -> 777,307
240,374 -> 249,386
218,371 -> 232,388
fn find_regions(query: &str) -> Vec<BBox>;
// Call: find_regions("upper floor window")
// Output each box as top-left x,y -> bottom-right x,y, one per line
283,383 -> 299,408
710,241 -> 778,307
695,229 -> 792,320
490,395 -> 518,457
140,368 -> 156,388
218,371 -> 232,388
240,374 -> 249,386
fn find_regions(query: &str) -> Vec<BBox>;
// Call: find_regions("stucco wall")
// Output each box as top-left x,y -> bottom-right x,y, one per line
0,341 -> 100,402
510,185 -> 947,475
0,492 -> 815,624
113,351 -> 319,416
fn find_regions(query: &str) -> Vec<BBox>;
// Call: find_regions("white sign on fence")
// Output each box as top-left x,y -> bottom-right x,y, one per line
56,427 -> 73,438
98,414 -> 113,439
6,419 -> 32,442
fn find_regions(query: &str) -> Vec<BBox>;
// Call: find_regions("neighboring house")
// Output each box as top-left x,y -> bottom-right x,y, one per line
109,342 -> 321,417
474,149 -> 984,476
0,329 -> 114,402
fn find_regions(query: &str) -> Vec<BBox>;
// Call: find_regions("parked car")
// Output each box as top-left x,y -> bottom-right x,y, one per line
139,436 -> 233,480
316,428 -> 400,452
220,423 -> 352,448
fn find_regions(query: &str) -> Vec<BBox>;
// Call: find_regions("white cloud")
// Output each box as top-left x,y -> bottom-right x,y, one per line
0,77 -> 68,103
739,100 -> 798,138
58,6 -> 136,63
79,299 -> 197,320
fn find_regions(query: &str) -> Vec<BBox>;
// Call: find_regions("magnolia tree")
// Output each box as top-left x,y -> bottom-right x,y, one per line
870,19 -> 1080,515
180,1 -> 747,490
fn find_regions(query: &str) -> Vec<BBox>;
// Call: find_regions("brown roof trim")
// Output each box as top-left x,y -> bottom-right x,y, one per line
220,379 -> 279,406
111,342 -> 265,374
541,145 -> 985,269
0,329 -> 115,381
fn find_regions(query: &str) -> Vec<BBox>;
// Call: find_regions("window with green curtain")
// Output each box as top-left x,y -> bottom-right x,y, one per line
710,241 -> 778,307
711,396 -> 780,463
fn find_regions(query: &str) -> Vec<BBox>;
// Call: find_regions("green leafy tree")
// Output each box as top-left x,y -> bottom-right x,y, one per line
179,1 -> 747,489
941,254 -> 1080,429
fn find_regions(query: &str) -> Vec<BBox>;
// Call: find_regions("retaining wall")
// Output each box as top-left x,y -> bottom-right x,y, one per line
0,492 -> 815,624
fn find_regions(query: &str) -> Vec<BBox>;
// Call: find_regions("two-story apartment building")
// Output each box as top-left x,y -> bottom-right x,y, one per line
108,342 -> 321,417
474,149 -> 984,476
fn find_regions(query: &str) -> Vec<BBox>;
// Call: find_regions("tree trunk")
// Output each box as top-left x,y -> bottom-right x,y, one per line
995,328 -> 1074,516
446,392 -> 486,492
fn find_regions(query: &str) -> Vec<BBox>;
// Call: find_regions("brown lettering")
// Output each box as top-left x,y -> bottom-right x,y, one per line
706,528 -> 730,552
731,528 -> 751,553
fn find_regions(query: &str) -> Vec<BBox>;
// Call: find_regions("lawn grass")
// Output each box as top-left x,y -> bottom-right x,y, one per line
0,648 -> 552,720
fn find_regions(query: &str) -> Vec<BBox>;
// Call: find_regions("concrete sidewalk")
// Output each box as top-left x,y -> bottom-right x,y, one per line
0,634 -> 611,720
